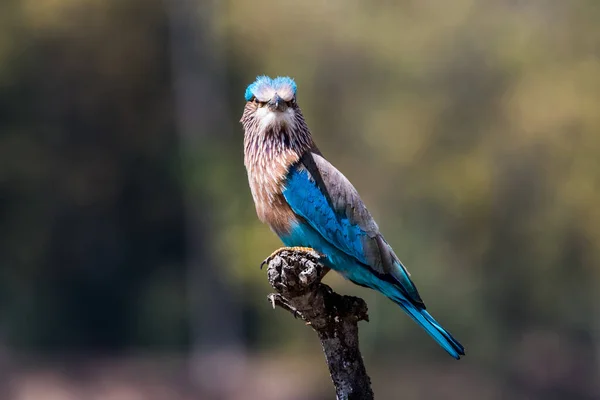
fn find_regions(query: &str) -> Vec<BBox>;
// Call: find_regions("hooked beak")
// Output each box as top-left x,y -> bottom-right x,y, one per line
267,94 -> 287,112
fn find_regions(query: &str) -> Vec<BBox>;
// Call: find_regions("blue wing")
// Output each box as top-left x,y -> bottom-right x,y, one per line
281,152 -> 465,360
282,152 -> 423,306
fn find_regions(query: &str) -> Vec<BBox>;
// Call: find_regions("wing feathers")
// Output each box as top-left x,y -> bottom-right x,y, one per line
284,151 -> 424,307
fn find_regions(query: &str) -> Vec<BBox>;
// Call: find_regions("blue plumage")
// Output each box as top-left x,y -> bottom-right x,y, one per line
241,75 -> 465,359
283,167 -> 368,264
245,76 -> 297,101
281,161 -> 465,359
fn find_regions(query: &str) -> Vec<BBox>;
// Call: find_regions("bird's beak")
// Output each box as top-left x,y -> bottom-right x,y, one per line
267,94 -> 287,112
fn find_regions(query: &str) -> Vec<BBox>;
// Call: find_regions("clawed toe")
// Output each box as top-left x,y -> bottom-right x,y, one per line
260,257 -> 270,270
260,247 -> 287,269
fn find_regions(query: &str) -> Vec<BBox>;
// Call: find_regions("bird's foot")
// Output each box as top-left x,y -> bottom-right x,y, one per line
260,246 -> 319,269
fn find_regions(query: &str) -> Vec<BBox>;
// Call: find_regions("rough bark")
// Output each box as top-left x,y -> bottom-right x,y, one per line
265,248 -> 374,400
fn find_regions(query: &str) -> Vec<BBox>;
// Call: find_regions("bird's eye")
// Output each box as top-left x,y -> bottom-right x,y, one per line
251,97 -> 267,107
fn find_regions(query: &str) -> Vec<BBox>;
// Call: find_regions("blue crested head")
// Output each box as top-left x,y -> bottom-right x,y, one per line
244,76 -> 297,102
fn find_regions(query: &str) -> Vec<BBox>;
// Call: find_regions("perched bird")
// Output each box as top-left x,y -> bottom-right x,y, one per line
241,75 -> 465,359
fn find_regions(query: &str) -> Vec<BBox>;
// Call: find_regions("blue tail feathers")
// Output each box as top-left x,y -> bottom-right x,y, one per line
342,264 -> 465,359
279,221 -> 465,359
398,300 -> 465,359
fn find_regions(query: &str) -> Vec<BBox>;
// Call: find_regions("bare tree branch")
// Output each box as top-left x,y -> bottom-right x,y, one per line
265,248 -> 374,400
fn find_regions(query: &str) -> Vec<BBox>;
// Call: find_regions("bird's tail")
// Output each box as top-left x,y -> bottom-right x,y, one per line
397,300 -> 465,360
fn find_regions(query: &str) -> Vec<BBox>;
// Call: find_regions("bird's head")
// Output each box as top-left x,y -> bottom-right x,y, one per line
241,76 -> 301,136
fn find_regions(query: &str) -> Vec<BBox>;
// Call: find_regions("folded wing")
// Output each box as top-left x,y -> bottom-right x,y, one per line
282,151 -> 424,307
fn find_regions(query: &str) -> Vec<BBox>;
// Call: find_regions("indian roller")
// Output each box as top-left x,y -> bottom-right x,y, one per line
241,76 -> 465,359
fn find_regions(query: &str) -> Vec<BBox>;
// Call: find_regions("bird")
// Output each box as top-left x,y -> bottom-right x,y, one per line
241,75 -> 465,359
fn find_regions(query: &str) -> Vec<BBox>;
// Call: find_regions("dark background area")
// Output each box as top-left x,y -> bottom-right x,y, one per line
1,1 -> 599,399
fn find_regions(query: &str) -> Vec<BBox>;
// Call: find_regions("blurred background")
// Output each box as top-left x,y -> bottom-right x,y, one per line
1,0 -> 599,399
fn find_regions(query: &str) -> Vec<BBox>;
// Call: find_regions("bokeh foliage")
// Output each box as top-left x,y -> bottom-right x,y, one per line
1,0 -> 599,398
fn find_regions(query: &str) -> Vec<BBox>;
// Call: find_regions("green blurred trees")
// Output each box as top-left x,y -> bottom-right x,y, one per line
0,0 -> 188,349
1,0 -> 599,397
